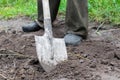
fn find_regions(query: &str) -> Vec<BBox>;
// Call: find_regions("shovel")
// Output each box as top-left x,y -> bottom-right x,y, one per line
35,0 -> 68,72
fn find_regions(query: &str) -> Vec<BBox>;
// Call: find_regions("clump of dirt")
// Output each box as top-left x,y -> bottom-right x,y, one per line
0,17 -> 120,80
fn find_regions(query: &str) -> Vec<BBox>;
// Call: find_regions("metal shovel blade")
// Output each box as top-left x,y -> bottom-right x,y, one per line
35,36 -> 68,72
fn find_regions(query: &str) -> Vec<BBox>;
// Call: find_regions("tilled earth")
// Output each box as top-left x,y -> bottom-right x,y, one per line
0,17 -> 120,80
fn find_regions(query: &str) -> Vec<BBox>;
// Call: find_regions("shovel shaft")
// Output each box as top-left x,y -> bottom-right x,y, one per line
42,0 -> 54,60
42,0 -> 53,38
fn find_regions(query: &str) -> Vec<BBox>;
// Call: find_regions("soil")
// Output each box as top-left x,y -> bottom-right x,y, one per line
0,17 -> 120,80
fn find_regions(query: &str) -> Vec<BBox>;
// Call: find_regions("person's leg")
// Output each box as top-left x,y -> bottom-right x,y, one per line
22,0 -> 60,32
38,0 -> 60,22
64,0 -> 88,45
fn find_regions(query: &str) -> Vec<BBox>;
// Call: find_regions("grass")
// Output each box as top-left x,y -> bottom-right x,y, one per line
89,0 -> 120,24
0,0 -> 120,24
0,0 -> 37,19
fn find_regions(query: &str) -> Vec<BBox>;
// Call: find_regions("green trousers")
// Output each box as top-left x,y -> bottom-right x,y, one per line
37,0 -> 88,38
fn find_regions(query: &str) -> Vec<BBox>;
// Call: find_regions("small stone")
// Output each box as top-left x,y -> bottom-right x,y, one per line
89,60 -> 98,68
83,54 -> 88,58
79,59 -> 84,63
110,61 -> 117,66
12,30 -> 16,34
101,59 -> 108,65
90,63 -> 96,68
21,75 -> 26,80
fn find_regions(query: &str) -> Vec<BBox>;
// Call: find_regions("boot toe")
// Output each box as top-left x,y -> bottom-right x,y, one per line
22,22 -> 41,32
64,34 -> 82,46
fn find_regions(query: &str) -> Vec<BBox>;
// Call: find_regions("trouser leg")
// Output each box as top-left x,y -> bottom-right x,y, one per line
37,0 -> 60,22
65,0 -> 88,39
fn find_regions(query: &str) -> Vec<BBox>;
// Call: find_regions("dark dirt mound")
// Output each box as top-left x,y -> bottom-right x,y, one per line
0,17 -> 120,80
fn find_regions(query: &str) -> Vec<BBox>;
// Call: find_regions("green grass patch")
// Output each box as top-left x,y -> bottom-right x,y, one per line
89,0 -> 120,24
0,0 -> 37,19
0,0 -> 120,24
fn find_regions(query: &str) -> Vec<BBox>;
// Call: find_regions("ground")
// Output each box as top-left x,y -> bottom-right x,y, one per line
0,17 -> 120,80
